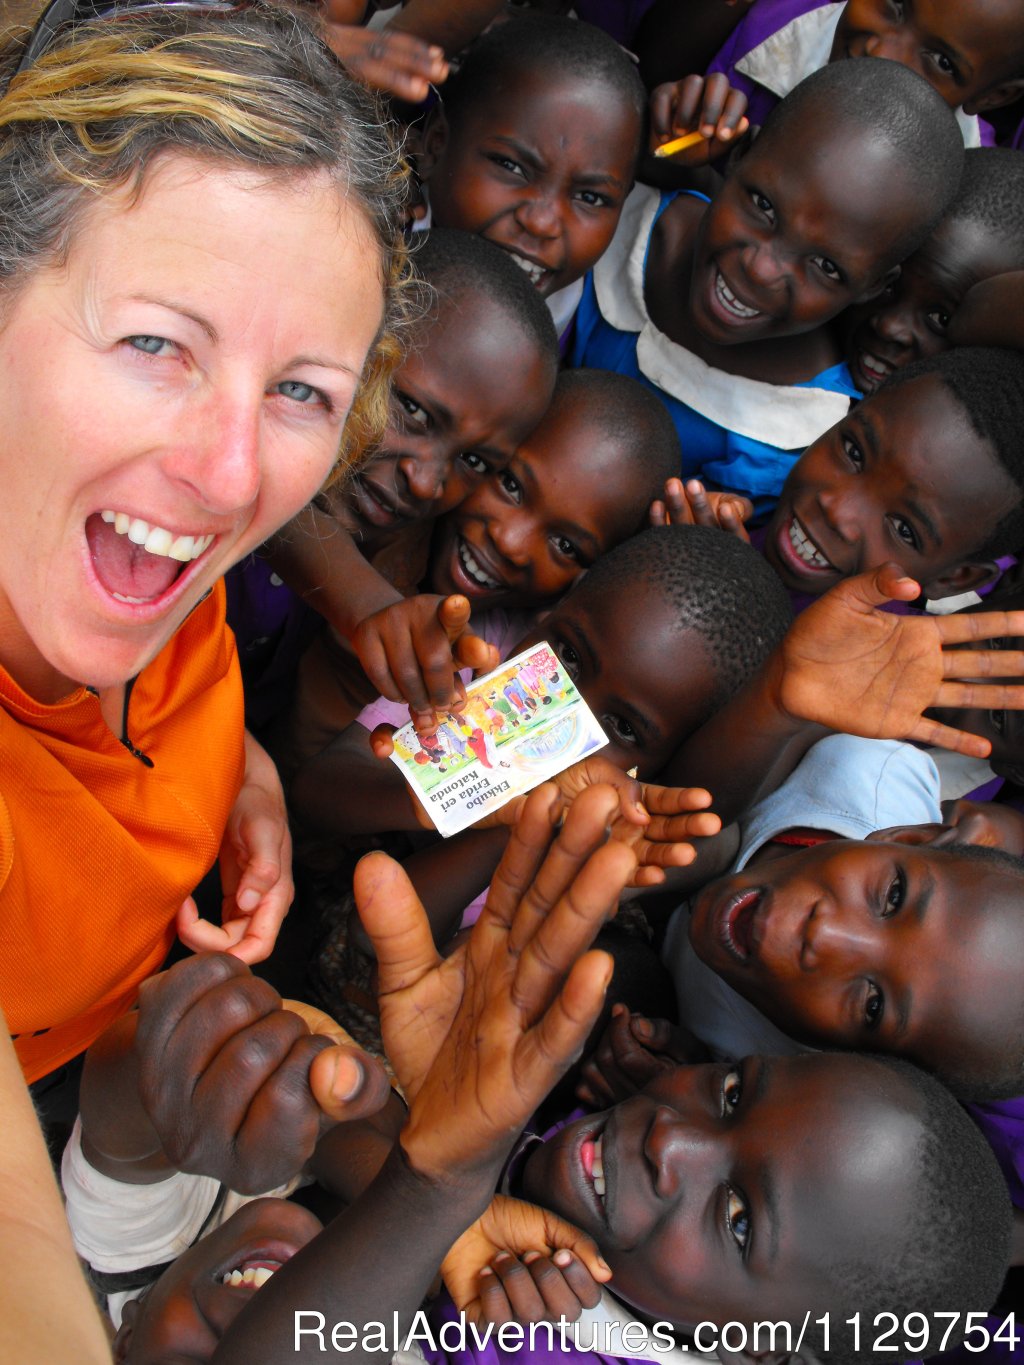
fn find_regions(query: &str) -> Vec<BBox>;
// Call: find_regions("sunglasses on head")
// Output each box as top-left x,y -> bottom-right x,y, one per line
13,0 -> 248,77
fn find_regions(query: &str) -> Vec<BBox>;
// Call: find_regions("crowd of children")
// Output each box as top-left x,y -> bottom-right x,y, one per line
10,0 -> 1024,1360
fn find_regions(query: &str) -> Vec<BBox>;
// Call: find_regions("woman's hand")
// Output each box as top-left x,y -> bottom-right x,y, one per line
177,731 -> 292,963
442,1195 -> 610,1328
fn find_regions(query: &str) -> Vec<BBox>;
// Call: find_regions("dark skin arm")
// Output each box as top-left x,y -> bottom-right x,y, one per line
634,0 -> 753,92
211,783 -> 635,1364
663,564 -> 1024,826
395,825 -> 509,950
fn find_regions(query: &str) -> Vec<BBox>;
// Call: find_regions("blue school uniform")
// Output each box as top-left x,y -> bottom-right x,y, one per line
569,184 -> 859,516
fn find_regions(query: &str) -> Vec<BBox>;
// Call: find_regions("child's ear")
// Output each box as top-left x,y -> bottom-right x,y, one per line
854,263 -> 901,305
869,822 -> 947,846
922,558 -> 1002,601
418,106 -> 450,180
964,75 -> 1024,115
112,1300 -> 140,1363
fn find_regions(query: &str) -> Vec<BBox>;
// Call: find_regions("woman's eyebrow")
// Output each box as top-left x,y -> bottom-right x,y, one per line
128,293 -> 219,342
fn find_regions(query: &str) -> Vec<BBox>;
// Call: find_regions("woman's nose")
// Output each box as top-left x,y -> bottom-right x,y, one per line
170,392 -> 263,514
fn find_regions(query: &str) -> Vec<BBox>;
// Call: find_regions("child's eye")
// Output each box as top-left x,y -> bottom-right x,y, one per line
841,434 -> 864,470
721,1068 -> 742,1115
394,391 -> 430,431
499,471 -> 523,502
890,515 -> 919,550
926,308 -> 952,333
864,983 -> 885,1030
458,451 -> 492,477
813,255 -> 844,284
928,50 -> 958,80
886,0 -> 905,20
554,640 -> 581,681
575,188 -> 613,209
883,867 -> 905,916
605,713 -> 638,745
490,154 -> 525,178
126,334 -> 174,357
750,190 -> 775,223
725,1186 -> 750,1250
551,534 -> 582,562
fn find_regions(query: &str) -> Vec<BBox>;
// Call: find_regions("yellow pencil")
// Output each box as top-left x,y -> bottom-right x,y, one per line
653,129 -> 706,159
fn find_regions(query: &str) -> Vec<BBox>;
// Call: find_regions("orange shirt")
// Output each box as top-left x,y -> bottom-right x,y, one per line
0,583 -> 245,1083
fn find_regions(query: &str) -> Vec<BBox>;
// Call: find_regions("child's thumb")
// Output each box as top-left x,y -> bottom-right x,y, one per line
310,1043 -> 392,1125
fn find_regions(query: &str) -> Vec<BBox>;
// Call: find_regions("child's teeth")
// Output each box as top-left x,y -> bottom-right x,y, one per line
221,1266 -> 277,1287
715,271 -> 760,319
593,1174 -> 605,1197
458,541 -> 501,590
101,511 -> 214,563
592,1135 -> 604,1181
250,1266 -> 275,1288
788,518 -> 831,569
508,253 -> 545,286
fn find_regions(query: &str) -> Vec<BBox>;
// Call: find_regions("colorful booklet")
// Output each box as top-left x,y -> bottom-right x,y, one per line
389,642 -> 609,837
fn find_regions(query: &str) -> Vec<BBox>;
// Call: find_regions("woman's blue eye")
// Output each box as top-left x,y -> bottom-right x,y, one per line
128,334 -> 171,355
274,379 -> 321,405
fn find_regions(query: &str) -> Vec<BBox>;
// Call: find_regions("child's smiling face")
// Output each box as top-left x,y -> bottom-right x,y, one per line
764,373 -> 1014,599
847,216 -> 1023,394
522,1053 -> 925,1331
430,397 -> 649,610
687,837 -> 1024,1076
831,0 -> 1024,114
347,303 -> 553,536
422,69 -> 639,298
689,119 -> 922,346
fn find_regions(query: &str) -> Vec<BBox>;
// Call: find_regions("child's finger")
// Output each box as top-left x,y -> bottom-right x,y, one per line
697,72 -> 730,136
846,563 -> 922,611
906,715 -> 992,758
550,1249 -> 604,1310
685,479 -> 713,524
933,678 -> 1024,712
525,949 -> 617,1086
648,498 -> 668,527
368,722 -> 397,759
477,1266 -> 516,1327
479,783 -> 564,936
662,477 -> 690,523
714,89 -> 749,141
671,73 -> 705,133
637,783 -> 716,817
506,784 -> 622,962
941,648 -> 1024,681
935,609 -> 1024,645
523,1251 -> 594,1322
488,1253 -> 549,1324
353,850 -> 441,993
308,1043 -> 393,1126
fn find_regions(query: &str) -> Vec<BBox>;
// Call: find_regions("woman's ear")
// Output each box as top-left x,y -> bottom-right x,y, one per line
417,106 -> 450,180
922,558 -> 1002,602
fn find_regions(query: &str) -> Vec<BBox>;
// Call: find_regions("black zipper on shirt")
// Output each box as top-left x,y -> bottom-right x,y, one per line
118,676 -> 154,768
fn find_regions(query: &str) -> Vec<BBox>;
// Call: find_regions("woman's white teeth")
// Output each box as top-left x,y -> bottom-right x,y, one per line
715,271 -> 761,319
458,541 -> 501,590
221,1266 -> 276,1288
592,1135 -> 605,1200
509,253 -> 546,286
101,510 -> 214,562
788,518 -> 832,569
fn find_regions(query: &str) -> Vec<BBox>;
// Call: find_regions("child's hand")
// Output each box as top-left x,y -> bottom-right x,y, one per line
363,783 -> 634,1180
353,593 -> 499,733
649,74 -> 749,164
475,756 -> 721,886
770,563 -> 1024,755
442,1195 -> 611,1328
575,1005 -> 702,1107
322,23 -> 448,103
176,732 -> 291,964
649,477 -> 752,541
132,953 -> 391,1193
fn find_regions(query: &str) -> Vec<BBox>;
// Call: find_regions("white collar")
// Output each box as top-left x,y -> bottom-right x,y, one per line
735,2 -> 980,146
591,184 -> 853,446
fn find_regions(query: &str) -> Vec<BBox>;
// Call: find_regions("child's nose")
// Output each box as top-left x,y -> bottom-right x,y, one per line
817,482 -> 861,545
742,240 -> 787,293
514,192 -> 561,241
644,1104 -> 722,1201
873,305 -> 916,350
398,449 -> 447,506
862,30 -> 914,67
800,901 -> 875,971
489,510 -> 534,566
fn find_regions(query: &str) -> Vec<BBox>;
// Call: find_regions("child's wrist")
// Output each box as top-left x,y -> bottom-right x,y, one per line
395,1129 -> 497,1216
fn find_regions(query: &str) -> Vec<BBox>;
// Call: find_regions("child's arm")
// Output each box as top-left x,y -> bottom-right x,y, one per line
635,0 -> 754,91
209,783 -> 635,1364
79,953 -> 390,1192
0,1026 -> 112,1365
393,826 -> 509,950
290,721 -> 424,835
948,272 -> 1024,351
662,563 -> 1024,825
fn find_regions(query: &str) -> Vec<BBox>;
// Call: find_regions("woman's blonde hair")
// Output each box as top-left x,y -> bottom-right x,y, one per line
0,2 -> 416,474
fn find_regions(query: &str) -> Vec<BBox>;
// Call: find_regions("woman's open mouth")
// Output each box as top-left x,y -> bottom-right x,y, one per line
86,509 -> 215,606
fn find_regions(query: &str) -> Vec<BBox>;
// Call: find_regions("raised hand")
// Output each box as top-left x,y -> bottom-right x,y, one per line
770,563 -> 1024,756
649,477 -> 752,541
649,74 -> 749,164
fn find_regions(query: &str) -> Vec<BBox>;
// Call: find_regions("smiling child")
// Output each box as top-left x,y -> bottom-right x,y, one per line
417,13 -> 645,341
571,58 -> 964,512
846,147 -> 1024,394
